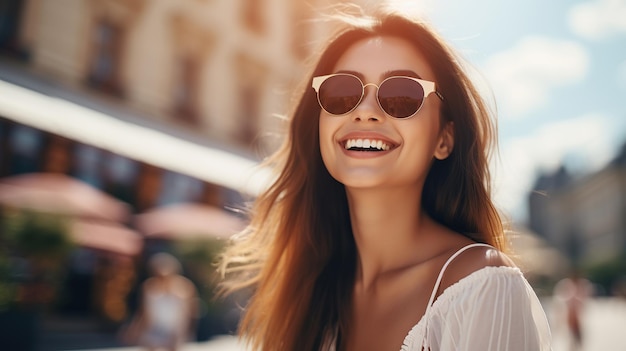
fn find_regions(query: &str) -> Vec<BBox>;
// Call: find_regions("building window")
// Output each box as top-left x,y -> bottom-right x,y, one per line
241,0 -> 265,34
236,55 -> 265,148
104,153 -> 138,206
73,144 -> 104,188
157,171 -> 204,206
0,0 -> 27,58
44,135 -> 72,174
9,124 -> 44,174
0,119 -> 7,175
136,163 -> 162,211
88,20 -> 124,97
172,56 -> 200,125
237,84 -> 260,146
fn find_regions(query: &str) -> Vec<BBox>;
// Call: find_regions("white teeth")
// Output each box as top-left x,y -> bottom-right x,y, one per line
344,138 -> 390,151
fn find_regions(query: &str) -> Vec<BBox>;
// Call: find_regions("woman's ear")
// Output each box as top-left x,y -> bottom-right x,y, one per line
434,122 -> 454,160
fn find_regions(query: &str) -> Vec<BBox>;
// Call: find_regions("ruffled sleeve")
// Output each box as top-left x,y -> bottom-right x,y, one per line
417,267 -> 552,351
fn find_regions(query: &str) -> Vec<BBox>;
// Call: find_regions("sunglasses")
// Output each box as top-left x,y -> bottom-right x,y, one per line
312,73 -> 443,119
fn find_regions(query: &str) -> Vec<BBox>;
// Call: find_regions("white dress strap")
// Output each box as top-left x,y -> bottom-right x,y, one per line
425,243 -> 495,310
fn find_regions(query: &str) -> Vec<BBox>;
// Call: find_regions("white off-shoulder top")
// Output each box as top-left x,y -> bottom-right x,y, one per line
328,243 -> 552,350
400,243 -> 552,351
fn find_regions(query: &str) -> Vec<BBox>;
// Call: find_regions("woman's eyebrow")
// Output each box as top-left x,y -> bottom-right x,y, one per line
333,69 -> 423,81
335,70 -> 364,80
382,69 -> 422,79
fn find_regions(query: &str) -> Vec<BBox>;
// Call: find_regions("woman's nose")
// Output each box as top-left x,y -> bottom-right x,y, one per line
352,84 -> 383,122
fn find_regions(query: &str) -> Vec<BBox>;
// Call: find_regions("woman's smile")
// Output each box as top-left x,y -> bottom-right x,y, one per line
344,138 -> 391,151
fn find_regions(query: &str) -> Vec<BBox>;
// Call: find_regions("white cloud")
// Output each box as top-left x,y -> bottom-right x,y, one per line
484,37 -> 589,117
493,114 -> 618,221
568,0 -> 626,40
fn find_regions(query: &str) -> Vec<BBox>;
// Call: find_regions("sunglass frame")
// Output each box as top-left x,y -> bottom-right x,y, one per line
311,73 -> 443,119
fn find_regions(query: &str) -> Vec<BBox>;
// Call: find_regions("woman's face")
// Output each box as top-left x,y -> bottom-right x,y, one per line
319,35 -> 450,190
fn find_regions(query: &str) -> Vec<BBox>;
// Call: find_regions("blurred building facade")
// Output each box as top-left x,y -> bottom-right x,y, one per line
528,144 -> 626,271
5,0 -> 320,148
0,0 -> 359,341
0,0 -> 351,210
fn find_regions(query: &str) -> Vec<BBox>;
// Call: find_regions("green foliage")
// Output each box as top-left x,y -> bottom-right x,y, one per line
176,238 -> 225,265
2,210 -> 73,259
584,255 -> 626,295
0,209 -> 75,309
0,253 -> 17,311
174,238 -> 226,301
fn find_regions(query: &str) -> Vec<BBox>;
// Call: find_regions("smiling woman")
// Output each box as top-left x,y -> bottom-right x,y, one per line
218,4 -> 551,351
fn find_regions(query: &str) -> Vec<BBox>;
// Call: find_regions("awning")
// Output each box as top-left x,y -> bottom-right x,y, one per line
0,173 -> 130,222
134,202 -> 247,240
70,219 -> 143,256
0,79 -> 272,196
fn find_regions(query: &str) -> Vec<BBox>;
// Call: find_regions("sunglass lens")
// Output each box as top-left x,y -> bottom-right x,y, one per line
378,77 -> 424,118
318,75 -> 362,115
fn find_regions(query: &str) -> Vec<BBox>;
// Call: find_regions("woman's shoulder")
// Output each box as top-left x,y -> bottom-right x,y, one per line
436,240 -> 517,297
404,249 -> 550,351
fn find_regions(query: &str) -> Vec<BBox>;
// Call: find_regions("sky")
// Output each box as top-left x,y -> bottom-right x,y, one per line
379,0 -> 626,222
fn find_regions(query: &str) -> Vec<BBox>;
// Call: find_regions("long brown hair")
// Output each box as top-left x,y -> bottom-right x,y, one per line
218,7 -> 505,351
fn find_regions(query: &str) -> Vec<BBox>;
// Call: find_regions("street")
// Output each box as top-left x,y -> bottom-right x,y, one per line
549,297 -> 626,351
77,298 -> 626,351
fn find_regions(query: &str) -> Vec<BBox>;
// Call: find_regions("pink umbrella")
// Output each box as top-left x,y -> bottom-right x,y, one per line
70,219 -> 143,256
0,173 -> 129,222
134,202 -> 247,240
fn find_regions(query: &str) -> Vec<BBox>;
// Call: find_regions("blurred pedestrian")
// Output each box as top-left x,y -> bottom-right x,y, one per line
218,4 -> 552,351
553,270 -> 592,351
121,252 -> 198,351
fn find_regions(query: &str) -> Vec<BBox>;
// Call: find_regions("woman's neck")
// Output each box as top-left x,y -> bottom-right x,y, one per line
346,185 -> 436,291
